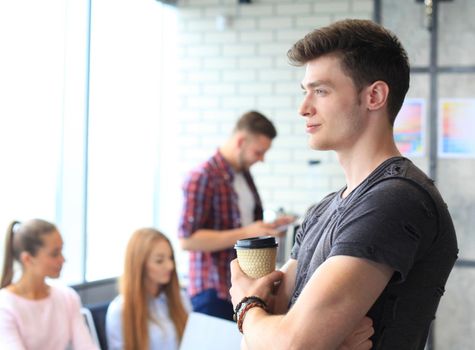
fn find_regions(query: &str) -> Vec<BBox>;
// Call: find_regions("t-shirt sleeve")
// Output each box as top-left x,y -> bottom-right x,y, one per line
178,170 -> 212,238
105,296 -> 124,350
329,178 -> 437,283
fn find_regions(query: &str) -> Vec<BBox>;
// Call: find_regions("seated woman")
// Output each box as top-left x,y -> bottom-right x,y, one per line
106,228 -> 189,350
0,219 -> 98,350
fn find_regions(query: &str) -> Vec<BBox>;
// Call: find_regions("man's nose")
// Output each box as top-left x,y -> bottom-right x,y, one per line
299,94 -> 314,117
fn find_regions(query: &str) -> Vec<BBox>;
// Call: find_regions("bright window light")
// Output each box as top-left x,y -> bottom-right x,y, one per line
0,0 -> 178,284
85,0 -> 178,281
0,0 -> 65,272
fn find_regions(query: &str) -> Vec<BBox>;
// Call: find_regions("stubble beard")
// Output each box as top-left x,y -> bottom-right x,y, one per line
237,149 -> 246,172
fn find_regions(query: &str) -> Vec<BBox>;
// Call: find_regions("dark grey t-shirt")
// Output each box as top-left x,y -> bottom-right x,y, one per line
290,157 -> 458,350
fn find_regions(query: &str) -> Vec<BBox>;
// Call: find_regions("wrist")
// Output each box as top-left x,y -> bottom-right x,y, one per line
241,305 -> 266,334
234,296 -> 268,333
240,225 -> 251,238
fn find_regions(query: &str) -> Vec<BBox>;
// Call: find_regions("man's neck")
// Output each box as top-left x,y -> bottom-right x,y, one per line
338,131 -> 401,198
219,141 -> 241,172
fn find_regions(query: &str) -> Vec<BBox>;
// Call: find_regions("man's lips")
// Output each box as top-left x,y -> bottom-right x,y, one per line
306,123 -> 320,132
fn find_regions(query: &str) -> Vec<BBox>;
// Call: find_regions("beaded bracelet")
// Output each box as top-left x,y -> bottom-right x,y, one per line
237,302 -> 266,333
233,295 -> 267,321
234,296 -> 268,333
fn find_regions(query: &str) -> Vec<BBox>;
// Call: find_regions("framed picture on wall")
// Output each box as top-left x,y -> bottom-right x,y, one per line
394,98 -> 426,157
438,98 -> 475,158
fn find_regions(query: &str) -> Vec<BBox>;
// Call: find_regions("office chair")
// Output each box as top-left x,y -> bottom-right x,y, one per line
84,302 -> 110,350
80,307 -> 100,347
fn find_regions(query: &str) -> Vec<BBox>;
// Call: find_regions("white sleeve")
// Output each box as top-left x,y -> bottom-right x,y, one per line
66,289 -> 100,350
105,297 -> 124,350
0,303 -> 27,350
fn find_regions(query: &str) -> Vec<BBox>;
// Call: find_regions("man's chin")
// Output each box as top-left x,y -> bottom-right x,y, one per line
309,142 -> 322,150
239,162 -> 251,171
309,140 -> 330,151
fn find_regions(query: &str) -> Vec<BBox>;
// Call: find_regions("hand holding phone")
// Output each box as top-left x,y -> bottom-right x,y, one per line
271,215 -> 297,232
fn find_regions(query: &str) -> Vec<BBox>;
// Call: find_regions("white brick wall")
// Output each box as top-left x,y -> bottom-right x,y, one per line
276,4 -> 312,16
174,0 -> 373,216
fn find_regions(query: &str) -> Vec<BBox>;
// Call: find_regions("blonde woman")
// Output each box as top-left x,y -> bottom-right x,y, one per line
0,219 -> 98,349
106,228 -> 189,350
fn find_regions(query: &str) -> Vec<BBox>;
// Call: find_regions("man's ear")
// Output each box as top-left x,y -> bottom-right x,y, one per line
365,81 -> 389,111
235,132 -> 247,149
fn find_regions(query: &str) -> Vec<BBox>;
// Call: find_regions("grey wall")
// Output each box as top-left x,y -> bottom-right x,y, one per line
381,1 -> 475,349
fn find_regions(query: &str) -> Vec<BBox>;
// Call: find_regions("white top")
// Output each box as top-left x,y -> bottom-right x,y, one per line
106,291 -> 191,350
233,172 -> 255,227
0,284 -> 98,350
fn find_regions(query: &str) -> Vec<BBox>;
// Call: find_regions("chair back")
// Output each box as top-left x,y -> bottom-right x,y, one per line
80,307 -> 100,347
85,302 -> 110,350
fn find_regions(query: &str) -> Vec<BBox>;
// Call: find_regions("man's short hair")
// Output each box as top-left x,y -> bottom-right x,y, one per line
234,111 -> 277,140
287,19 -> 410,124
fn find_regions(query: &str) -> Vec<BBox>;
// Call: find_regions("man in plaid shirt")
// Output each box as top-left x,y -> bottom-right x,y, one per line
178,111 -> 292,320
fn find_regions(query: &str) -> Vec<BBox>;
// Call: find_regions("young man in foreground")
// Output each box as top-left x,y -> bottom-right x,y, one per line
230,19 -> 458,350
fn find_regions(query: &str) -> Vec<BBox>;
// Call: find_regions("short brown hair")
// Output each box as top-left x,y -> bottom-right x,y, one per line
287,19 -> 409,124
234,111 -> 277,139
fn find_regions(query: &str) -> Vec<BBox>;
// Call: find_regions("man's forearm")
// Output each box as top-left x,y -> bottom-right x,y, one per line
241,308 -> 290,350
180,228 -> 248,252
240,301 -> 355,350
241,302 -> 348,350
231,256 -> 394,350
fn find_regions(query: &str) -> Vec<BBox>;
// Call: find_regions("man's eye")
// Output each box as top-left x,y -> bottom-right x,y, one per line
50,250 -> 61,258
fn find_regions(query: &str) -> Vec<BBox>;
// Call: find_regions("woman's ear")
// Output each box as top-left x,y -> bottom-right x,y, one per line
19,251 -> 32,266
365,80 -> 389,111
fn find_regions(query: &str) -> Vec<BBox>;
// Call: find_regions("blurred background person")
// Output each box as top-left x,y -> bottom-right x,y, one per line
0,219 -> 98,349
106,228 -> 189,350
178,110 -> 293,321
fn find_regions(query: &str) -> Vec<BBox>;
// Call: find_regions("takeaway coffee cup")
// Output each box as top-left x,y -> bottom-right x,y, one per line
234,236 -> 278,279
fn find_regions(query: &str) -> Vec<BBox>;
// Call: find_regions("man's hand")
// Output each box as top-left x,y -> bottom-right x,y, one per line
270,215 -> 297,232
244,221 -> 282,238
338,316 -> 374,350
230,259 -> 283,308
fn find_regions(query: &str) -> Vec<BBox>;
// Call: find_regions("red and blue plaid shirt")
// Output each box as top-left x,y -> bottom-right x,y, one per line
178,150 -> 263,300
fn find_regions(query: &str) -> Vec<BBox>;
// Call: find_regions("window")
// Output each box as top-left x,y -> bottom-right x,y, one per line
0,0 -> 66,277
86,0 -> 178,281
0,0 -> 178,284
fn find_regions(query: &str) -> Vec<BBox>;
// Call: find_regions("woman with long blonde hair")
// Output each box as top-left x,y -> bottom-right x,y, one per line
106,228 -> 189,350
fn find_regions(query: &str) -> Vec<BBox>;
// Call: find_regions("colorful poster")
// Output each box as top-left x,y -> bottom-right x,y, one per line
439,99 -> 475,158
394,98 -> 425,157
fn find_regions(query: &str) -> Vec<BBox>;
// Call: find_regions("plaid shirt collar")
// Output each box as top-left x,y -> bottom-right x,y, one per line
212,149 -> 236,182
